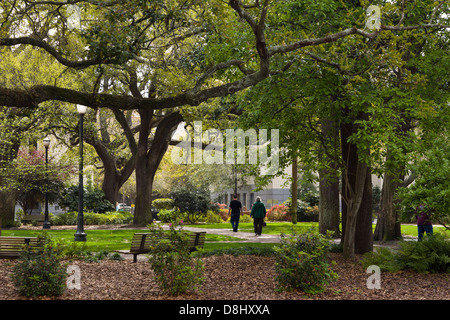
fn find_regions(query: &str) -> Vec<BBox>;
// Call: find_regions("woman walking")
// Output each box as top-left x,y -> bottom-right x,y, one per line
250,196 -> 266,236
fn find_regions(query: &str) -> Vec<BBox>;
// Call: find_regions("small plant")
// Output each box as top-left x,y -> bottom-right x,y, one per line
273,229 -> 337,294
147,221 -> 205,295
396,233 -> 450,273
360,247 -> 401,273
361,232 -> 450,273
10,232 -> 68,297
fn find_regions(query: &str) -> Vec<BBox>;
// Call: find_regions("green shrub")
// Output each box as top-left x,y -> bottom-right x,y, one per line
147,221 -> 204,296
152,198 -> 174,210
239,213 -> 253,223
51,211 -> 133,225
170,185 -> 211,223
195,210 -> 227,224
156,209 -> 184,223
58,185 -> 114,213
51,211 -> 77,225
203,210 -> 223,224
10,233 -> 68,297
273,229 -> 338,294
396,233 -> 450,273
360,247 -> 401,273
361,233 -> 450,273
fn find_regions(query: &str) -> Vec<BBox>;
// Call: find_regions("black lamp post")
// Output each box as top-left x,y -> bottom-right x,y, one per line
74,104 -> 87,242
43,137 -> 51,229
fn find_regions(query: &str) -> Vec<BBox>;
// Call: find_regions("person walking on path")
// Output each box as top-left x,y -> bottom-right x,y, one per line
228,195 -> 242,232
415,204 -> 433,241
250,196 -> 266,236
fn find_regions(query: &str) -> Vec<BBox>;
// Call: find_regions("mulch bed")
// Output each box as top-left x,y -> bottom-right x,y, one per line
0,253 -> 448,300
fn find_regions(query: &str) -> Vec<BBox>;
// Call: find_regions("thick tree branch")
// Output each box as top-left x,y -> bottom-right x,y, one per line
1,3 -> 449,112
268,24 -> 450,56
0,37 -> 106,69
192,59 -> 245,93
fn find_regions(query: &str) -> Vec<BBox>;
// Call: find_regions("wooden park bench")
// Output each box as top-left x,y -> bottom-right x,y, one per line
21,215 -> 45,224
0,236 -> 41,259
121,232 -> 206,263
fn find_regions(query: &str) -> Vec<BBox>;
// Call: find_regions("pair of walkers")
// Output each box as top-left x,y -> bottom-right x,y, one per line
228,195 -> 266,236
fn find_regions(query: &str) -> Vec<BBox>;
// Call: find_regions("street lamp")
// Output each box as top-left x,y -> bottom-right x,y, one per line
74,104 -> 87,242
43,137 -> 51,229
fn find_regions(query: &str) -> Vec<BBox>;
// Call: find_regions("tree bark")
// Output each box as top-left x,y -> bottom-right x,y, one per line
373,115 -> 414,241
319,168 -> 340,236
133,110 -> 183,226
0,189 -> 17,228
354,165 -> 373,254
373,170 -> 403,241
342,159 -> 370,258
318,112 -> 340,236
291,157 -> 298,224
340,113 -> 373,258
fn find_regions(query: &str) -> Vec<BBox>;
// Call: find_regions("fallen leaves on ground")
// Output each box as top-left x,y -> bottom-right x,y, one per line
0,253 -> 448,300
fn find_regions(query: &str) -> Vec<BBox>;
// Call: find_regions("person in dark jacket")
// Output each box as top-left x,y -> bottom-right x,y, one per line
415,204 -> 433,241
228,195 -> 242,232
250,196 -> 266,236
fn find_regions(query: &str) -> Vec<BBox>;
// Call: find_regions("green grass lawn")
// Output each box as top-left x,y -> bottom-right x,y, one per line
1,222 -> 444,253
0,228 -> 243,252
185,221 -> 320,235
186,221 -> 446,237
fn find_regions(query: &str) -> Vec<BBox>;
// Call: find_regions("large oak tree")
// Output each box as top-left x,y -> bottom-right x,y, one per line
1,1 -> 448,256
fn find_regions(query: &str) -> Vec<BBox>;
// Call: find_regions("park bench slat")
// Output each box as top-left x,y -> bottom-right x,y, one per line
0,236 -> 40,259
122,231 -> 206,262
21,215 -> 45,225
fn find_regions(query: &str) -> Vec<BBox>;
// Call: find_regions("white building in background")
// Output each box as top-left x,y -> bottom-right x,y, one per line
215,165 -> 293,210
214,164 -> 384,210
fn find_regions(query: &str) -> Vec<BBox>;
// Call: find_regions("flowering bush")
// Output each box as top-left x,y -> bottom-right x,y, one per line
266,204 -> 290,222
218,208 -> 230,221
274,229 -> 338,294
216,203 -> 228,209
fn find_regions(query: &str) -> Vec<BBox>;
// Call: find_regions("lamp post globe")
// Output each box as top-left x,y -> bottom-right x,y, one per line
77,104 -> 87,114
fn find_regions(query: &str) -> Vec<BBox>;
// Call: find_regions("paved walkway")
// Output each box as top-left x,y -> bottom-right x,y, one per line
179,226 -> 281,243
118,224 -> 420,261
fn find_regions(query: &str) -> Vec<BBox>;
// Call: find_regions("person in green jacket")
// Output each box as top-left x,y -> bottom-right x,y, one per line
250,196 -> 266,236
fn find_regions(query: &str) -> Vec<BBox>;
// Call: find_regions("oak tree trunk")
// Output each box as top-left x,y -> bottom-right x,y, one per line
373,170 -> 402,241
319,169 -> 340,236
318,113 -> 340,236
133,110 -> 182,226
340,112 -> 373,258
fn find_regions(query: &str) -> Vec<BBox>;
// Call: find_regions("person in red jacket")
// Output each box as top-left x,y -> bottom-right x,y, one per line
415,204 -> 433,241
